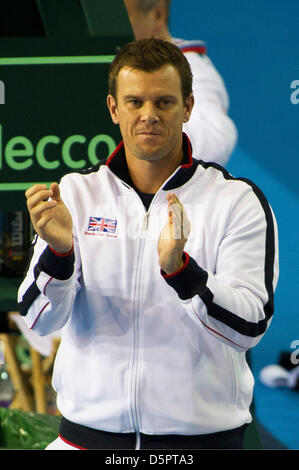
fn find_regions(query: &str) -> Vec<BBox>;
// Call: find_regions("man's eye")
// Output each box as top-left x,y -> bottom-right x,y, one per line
158,99 -> 172,108
129,99 -> 142,107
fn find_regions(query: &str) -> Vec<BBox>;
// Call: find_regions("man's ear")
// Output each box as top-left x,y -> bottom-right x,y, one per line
107,94 -> 119,124
152,0 -> 168,35
183,94 -> 195,123
154,0 -> 168,23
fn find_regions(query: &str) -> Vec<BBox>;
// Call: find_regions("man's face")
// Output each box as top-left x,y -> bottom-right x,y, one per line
124,0 -> 158,39
107,65 -> 193,165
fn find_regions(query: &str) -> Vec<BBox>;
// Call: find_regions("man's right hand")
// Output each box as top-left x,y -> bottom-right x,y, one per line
25,183 -> 73,254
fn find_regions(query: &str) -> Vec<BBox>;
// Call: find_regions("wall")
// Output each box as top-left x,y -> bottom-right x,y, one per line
170,0 -> 299,193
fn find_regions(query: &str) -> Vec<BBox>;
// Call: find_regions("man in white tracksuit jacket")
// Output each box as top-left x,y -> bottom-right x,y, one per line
18,38 -> 278,450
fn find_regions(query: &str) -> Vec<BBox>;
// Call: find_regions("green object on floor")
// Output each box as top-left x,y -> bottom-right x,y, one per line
0,406 -> 262,450
0,407 -> 60,450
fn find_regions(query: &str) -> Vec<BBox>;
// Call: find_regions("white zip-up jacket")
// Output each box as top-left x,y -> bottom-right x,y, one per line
18,134 -> 278,436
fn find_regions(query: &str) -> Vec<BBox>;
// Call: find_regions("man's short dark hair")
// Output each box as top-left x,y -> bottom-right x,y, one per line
108,38 -> 193,102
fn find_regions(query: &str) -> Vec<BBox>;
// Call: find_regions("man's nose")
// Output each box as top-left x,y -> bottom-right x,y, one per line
140,102 -> 159,124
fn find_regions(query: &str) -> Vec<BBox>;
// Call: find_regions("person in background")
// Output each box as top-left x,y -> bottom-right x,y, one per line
124,0 -> 237,166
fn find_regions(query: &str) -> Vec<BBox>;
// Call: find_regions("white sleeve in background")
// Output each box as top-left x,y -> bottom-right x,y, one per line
183,52 -> 238,166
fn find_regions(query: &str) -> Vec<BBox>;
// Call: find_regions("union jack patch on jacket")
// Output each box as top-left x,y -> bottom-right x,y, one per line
87,217 -> 117,233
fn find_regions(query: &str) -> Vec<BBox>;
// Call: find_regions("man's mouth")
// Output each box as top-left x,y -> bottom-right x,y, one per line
136,131 -> 163,136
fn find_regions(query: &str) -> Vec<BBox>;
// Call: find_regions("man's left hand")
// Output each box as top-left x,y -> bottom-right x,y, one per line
158,193 -> 191,274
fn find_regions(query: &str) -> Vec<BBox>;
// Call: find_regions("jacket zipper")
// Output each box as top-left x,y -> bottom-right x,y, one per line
130,207 -> 150,447
130,185 -> 163,447
126,179 -> 174,442
113,164 -> 187,441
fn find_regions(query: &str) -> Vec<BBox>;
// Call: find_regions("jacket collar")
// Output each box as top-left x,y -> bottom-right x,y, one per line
105,133 -> 199,190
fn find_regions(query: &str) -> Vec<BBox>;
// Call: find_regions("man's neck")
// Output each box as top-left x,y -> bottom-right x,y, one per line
125,149 -> 183,194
